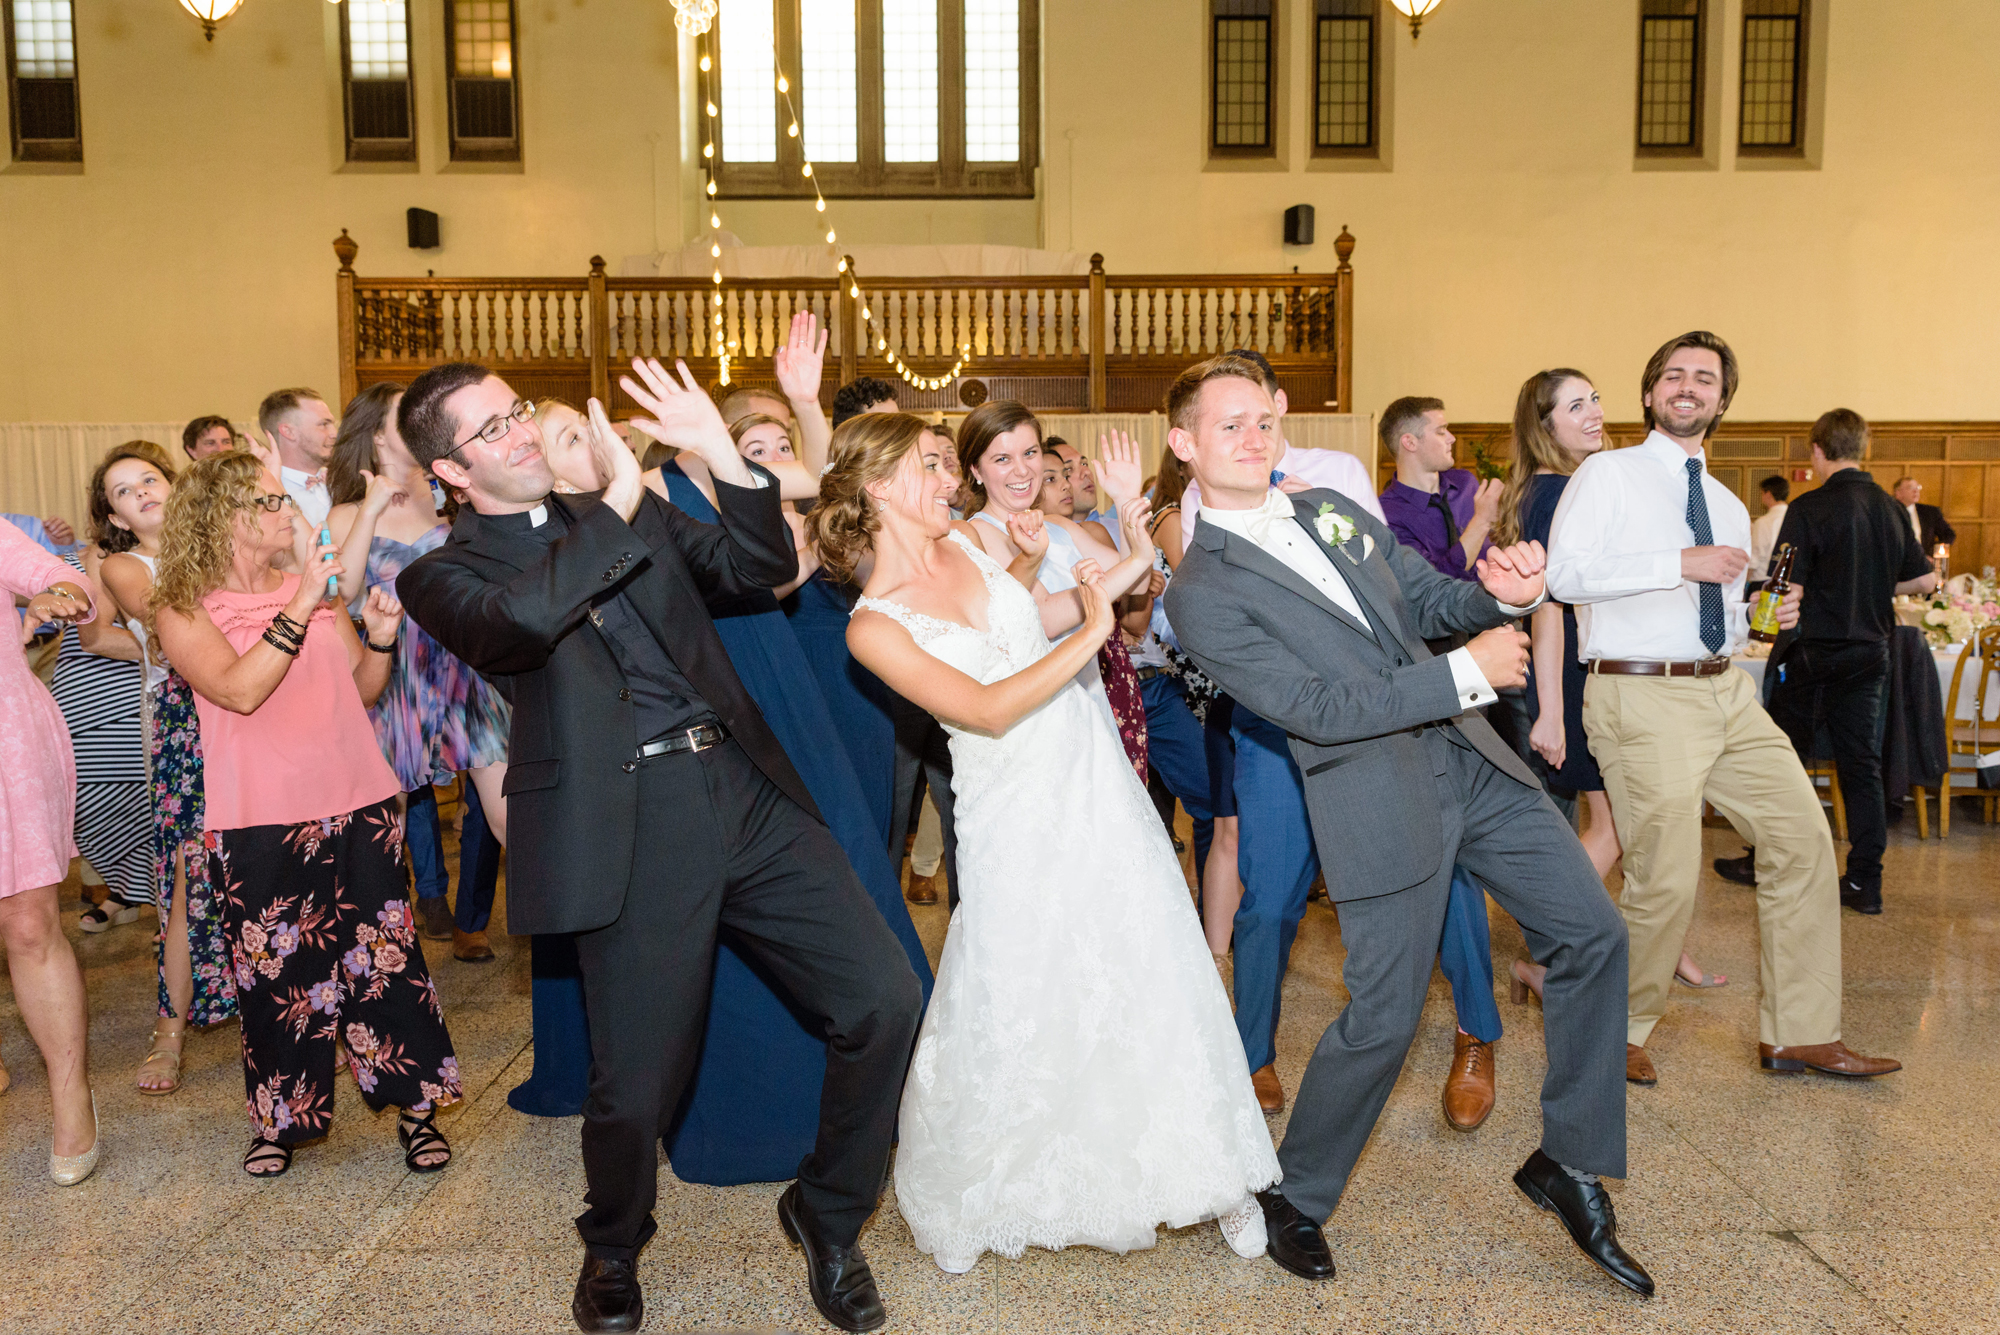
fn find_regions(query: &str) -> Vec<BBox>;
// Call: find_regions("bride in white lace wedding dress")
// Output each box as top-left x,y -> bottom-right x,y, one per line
823,414 -> 1279,1275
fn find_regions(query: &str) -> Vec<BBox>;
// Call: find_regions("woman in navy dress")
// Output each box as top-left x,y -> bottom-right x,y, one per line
1499,369 -> 1720,997
533,398 -> 932,1183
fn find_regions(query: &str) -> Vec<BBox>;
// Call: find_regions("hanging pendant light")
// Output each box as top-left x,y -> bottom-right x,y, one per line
1387,0 -> 1446,42
674,0 -> 719,37
180,0 -> 246,42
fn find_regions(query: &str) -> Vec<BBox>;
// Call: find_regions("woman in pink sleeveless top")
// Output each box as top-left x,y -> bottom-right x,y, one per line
154,453 -> 462,1178
0,517 -> 103,1185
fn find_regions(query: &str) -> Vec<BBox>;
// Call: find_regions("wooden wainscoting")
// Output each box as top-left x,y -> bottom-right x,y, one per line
1415,421 -> 2000,574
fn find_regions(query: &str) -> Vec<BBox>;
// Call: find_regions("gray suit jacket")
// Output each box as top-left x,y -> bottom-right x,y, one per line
1165,489 -> 1539,903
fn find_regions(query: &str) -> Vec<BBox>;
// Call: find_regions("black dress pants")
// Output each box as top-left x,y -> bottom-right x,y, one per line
1767,638 -> 1892,893
572,739 -> 923,1259
890,695 -> 960,909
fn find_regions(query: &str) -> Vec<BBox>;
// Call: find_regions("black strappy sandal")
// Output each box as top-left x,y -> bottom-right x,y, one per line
243,1138 -> 293,1178
397,1109 -> 451,1173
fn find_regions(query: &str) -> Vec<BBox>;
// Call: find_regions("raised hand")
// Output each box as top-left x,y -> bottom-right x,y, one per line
246,429 -> 284,477
1092,430 -> 1145,506
619,357 -> 751,489
1145,567 -> 1167,600
1475,538 -> 1546,607
587,397 -> 643,522
41,516 -> 74,547
1116,495 -> 1156,564
1075,565 -> 1116,647
1470,477 -> 1504,525
359,468 -> 408,516
1777,581 -> 1804,630
772,311 -> 829,406
1005,507 -> 1050,565
288,536 -> 344,618
360,587 -> 405,645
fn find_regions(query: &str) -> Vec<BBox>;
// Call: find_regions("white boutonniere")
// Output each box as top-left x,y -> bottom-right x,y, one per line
1313,503 -> 1354,548
1314,503 -> 1372,563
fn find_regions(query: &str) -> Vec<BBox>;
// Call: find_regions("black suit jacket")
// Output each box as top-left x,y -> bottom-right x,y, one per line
1914,501 -> 1955,552
397,479 -> 815,936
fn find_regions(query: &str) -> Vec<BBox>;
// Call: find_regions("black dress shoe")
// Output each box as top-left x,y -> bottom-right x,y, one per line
1839,877 -> 1883,915
778,1182 -> 886,1332
572,1254 -> 643,1333
1256,1188 -> 1335,1281
1513,1149 -> 1655,1297
1712,851 -> 1756,886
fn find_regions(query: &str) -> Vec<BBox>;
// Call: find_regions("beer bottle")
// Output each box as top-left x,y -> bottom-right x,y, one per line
1748,543 -> 1795,643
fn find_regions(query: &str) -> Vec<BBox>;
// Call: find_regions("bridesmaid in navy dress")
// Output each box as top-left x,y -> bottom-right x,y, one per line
533,398 -> 931,1183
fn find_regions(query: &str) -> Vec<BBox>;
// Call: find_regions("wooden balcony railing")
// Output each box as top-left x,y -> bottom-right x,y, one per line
332,227 -> 1355,417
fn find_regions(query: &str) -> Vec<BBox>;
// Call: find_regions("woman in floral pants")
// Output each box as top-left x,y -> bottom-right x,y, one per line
154,451 -> 460,1176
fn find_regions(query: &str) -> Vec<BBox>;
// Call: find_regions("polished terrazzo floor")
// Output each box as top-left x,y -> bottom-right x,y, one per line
2,803 -> 1995,1334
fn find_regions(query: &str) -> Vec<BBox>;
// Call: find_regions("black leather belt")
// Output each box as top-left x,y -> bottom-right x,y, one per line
1134,665 -> 1167,681
1588,657 -> 1733,678
636,722 -> 729,760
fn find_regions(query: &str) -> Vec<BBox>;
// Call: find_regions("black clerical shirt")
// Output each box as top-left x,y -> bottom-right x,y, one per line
487,500 -> 713,740
1771,467 -> 1932,644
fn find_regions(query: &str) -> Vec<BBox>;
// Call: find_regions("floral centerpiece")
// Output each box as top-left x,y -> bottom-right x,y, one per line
1899,574 -> 2000,649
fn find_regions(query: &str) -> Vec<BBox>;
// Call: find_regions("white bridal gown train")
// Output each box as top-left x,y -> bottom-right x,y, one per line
857,531 -> 1279,1273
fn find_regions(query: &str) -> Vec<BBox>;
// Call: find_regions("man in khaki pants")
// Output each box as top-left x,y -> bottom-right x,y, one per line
1545,331 -> 1901,1086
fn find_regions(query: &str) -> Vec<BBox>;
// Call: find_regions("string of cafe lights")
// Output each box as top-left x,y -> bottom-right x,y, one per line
691,18 -> 972,395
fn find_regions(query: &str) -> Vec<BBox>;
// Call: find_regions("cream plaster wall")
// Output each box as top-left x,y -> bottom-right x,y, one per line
2,1 -> 1997,425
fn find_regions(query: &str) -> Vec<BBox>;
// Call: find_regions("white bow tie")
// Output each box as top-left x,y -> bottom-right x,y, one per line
1241,489 -> 1301,547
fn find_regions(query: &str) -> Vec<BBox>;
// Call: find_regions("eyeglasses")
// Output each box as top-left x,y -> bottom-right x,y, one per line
446,399 -> 535,459
248,493 -> 289,514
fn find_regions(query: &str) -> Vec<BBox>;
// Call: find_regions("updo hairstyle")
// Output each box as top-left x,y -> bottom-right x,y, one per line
806,411 -> 932,582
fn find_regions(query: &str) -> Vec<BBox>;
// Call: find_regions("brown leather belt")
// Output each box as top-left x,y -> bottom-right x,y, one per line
1588,657 -> 1733,678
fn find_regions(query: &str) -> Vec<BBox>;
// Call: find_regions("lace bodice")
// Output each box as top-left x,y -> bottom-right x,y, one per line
853,531 -> 1052,691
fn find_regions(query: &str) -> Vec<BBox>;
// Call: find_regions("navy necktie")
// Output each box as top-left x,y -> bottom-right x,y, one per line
1683,457 -> 1726,653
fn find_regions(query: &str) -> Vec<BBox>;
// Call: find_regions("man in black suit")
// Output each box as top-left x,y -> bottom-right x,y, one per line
395,358 -> 921,1335
1891,475 -> 1954,555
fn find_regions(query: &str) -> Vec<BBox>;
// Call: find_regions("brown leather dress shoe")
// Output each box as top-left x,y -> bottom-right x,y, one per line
1626,1044 -> 1657,1086
1251,1063 -> 1285,1112
1442,1031 -> 1496,1131
1759,1041 -> 1901,1077
904,872 -> 939,906
452,928 -> 495,963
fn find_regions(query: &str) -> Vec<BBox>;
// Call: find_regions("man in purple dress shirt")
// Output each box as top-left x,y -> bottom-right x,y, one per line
1374,397 -> 1516,1131
1377,397 -> 1500,581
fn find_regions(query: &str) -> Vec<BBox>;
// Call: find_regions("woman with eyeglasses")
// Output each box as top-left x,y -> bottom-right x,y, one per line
153,452 -> 462,1177
326,383 -> 511,961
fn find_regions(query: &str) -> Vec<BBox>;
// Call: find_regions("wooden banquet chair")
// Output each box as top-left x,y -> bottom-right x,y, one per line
1940,627 -> 2000,837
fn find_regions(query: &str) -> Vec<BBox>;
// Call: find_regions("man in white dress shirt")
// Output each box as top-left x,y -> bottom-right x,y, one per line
1173,349 -> 1385,1112
258,387 -> 339,527
1546,331 -> 1901,1086
1749,476 -> 1789,577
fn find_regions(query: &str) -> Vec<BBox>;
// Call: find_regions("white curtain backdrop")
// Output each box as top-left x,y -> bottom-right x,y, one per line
934,412 -> 1377,479
0,423 -> 206,534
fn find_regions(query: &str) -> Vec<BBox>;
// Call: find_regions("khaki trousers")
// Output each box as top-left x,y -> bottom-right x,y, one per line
1582,668 -> 1842,1048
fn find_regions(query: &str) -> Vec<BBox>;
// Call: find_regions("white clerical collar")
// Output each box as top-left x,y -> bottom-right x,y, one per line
529,503 -> 548,528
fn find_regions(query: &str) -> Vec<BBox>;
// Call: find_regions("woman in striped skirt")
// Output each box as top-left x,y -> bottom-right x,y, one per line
89,443 -> 241,1094
61,445 -> 180,934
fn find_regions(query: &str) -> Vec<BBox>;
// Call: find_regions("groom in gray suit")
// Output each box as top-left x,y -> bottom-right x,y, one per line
1164,357 -> 1653,1297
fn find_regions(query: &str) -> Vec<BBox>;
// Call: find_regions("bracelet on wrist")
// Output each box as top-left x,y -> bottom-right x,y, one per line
260,628 -> 301,658
366,637 -> 398,654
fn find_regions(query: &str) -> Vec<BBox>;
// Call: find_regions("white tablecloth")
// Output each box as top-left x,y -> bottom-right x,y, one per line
1732,645 -> 1995,722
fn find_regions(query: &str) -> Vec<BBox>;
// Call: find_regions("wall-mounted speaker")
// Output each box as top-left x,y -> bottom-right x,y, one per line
407,207 -> 440,250
1284,204 -> 1315,247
